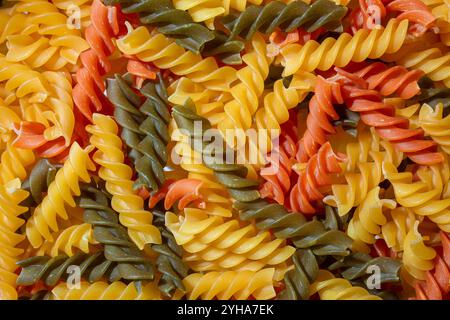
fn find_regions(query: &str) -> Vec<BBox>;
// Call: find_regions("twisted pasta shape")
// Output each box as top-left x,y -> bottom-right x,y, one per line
26,142 -> 95,248
351,62 -> 424,99
381,206 -> 417,252
280,19 -> 409,76
0,180 -> 28,300
115,24 -> 237,91
216,33 -> 273,147
254,71 -> 315,152
51,0 -> 93,30
323,125 -> 403,215
382,42 -> 450,88
51,281 -> 162,300
403,221 -> 437,280
419,103 -> 450,154
36,223 -> 98,257
0,142 -> 35,186
114,0 -> 214,54
183,268 -> 276,300
73,0 -> 122,121
4,0 -> 89,71
422,0 -> 450,45
346,187 -> 397,253
383,161 -> 450,232
289,142 -> 346,214
16,252 -> 122,286
86,113 -> 161,249
80,185 -> 155,282
165,209 -> 295,273
151,210 -> 189,297
0,54 -> 48,103
414,231 -> 450,300
309,270 -> 382,299
296,76 -> 342,162
172,0 -> 231,29
107,73 -> 170,192
336,68 -> 443,165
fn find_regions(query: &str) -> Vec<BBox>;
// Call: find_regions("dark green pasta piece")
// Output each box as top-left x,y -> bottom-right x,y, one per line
79,185 -> 155,282
278,249 -> 318,300
172,101 -> 353,299
104,0 -> 214,53
21,159 -> 60,206
16,252 -> 117,286
204,0 -> 348,64
151,210 -> 189,297
19,290 -> 51,300
408,76 -> 450,109
107,73 -> 170,192
328,252 -> 402,285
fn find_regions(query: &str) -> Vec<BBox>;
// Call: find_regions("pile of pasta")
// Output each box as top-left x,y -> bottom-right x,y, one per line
0,0 -> 449,301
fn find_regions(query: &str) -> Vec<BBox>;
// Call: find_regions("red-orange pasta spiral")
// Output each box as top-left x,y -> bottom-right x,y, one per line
72,0 -> 125,122
164,179 -> 206,210
386,0 -> 436,34
414,232 -> 450,300
289,142 -> 346,215
334,68 -> 443,165
260,115 -> 298,205
349,62 -> 424,99
296,76 -> 343,163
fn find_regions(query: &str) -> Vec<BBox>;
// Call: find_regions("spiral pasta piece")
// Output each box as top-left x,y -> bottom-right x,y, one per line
421,0 -> 450,45
0,142 -> 35,186
324,125 -> 403,215
381,206 -> 417,252
36,223 -> 98,257
309,270 -> 381,300
382,43 -> 450,88
403,221 -> 437,280
172,0 -> 230,29
73,0 -> 122,121
414,231 -> 450,300
289,142 -> 347,214
346,187 -> 397,253
115,24 -> 237,91
383,161 -> 450,232
280,19 -> 409,76
336,68 -> 443,165
296,76 -> 342,162
86,113 -> 161,249
0,180 -> 29,300
51,281 -> 162,300
418,103 -> 450,154
352,62 -> 424,99
26,142 -> 95,248
51,0 -> 93,30
183,268 -> 276,300
165,210 -> 295,273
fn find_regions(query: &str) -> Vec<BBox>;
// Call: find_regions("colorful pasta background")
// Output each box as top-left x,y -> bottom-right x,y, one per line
0,0 -> 449,301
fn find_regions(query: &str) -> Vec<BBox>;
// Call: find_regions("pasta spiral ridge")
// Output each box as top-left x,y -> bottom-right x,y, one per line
37,223 -> 98,257
414,231 -> 450,300
151,210 -> 189,297
277,249 -> 319,300
383,161 -> 450,232
280,19 -> 409,76
25,142 -> 95,248
289,142 -> 347,215
107,74 -> 170,192
112,0 -> 214,54
86,113 -> 161,248
296,76 -> 342,162
418,103 -> 450,154
165,209 -> 295,273
16,252 -> 123,286
51,280 -> 162,300
346,187 -> 397,253
0,141 -> 35,186
351,62 -> 424,99
336,68 -> 444,165
309,270 -> 382,300
80,185 -> 155,281
0,180 -> 29,300
183,268 -> 276,300
115,25 -> 237,91
73,0 -> 122,121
